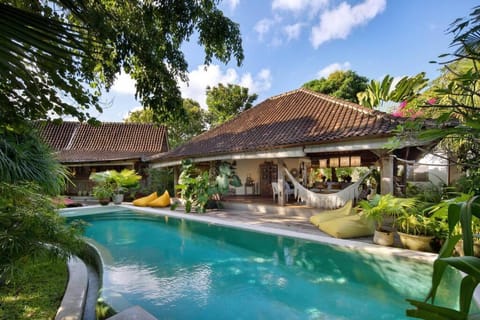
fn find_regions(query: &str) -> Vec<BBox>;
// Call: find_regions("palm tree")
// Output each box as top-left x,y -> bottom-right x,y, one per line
0,127 -> 68,195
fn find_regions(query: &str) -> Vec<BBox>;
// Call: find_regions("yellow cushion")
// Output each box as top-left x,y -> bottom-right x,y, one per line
310,200 -> 354,227
148,191 -> 170,207
317,214 -> 375,239
132,192 -> 157,207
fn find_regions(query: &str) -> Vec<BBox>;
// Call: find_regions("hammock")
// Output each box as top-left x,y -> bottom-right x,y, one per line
282,164 -> 373,209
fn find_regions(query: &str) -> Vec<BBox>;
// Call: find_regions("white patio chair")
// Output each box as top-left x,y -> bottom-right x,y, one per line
284,182 -> 295,202
271,182 -> 279,202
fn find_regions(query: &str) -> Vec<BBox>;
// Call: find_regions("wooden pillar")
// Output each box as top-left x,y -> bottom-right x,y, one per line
380,155 -> 394,195
173,166 -> 179,197
277,160 -> 285,206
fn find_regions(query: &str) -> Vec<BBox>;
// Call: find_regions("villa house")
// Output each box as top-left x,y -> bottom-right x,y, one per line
35,121 -> 169,196
148,88 -> 448,207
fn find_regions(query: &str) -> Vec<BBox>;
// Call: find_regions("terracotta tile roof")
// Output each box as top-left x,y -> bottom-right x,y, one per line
154,88 -> 406,161
34,121 -> 168,163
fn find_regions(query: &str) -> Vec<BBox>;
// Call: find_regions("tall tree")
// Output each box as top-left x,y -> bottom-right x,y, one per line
206,83 -> 258,127
1,1 -> 244,131
302,70 -> 369,103
125,99 -> 207,148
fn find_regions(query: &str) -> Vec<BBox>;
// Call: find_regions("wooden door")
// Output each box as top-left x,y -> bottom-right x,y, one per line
259,162 -> 277,196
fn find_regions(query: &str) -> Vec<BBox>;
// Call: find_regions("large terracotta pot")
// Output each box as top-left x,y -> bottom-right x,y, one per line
398,232 -> 434,252
373,230 -> 394,246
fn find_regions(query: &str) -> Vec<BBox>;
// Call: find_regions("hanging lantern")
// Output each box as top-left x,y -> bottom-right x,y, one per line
350,156 -> 361,167
340,157 -> 350,167
319,159 -> 327,168
329,157 -> 339,168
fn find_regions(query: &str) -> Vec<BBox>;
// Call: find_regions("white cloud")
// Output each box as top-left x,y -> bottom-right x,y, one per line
111,71 -> 136,94
255,18 -> 275,40
226,0 -> 240,11
284,23 -> 303,41
310,0 -> 386,48
317,61 -> 351,78
272,0 -> 328,14
179,65 -> 272,108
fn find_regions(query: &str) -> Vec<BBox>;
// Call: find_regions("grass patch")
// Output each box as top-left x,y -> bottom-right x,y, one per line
0,256 -> 67,319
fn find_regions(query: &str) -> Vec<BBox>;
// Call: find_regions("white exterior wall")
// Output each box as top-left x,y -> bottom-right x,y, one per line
233,159 -> 264,195
232,158 -> 306,195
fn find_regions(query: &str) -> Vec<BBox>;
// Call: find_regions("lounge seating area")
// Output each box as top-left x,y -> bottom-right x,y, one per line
309,200 -> 375,239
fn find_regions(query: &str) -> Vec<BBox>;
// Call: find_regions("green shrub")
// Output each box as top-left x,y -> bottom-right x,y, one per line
0,182 -> 85,281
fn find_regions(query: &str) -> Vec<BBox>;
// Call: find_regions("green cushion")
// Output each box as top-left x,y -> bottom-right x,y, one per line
317,214 -> 375,239
309,200 -> 353,227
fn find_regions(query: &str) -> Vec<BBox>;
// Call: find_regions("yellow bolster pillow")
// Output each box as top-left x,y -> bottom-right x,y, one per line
148,191 -> 171,207
317,214 -> 375,239
133,192 -> 158,207
310,200 -> 354,227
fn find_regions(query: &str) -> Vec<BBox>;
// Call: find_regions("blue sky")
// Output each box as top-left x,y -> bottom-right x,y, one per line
96,0 -> 478,122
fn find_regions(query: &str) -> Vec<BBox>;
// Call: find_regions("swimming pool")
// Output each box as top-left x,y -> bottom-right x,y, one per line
65,206 -> 461,319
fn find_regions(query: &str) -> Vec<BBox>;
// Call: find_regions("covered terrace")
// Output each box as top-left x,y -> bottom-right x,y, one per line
149,88 -> 441,209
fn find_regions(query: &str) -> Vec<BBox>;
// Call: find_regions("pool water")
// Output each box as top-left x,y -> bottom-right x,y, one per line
70,209 -> 460,319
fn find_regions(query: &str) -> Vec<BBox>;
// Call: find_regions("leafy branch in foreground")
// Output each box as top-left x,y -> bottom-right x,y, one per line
407,196 -> 480,319
1,1 -> 244,130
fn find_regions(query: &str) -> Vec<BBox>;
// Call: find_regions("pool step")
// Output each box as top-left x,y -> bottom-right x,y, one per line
107,306 -> 157,320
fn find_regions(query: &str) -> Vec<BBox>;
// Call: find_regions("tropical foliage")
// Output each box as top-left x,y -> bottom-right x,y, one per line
175,159 -> 241,213
302,70 -> 368,103
358,194 -> 417,231
206,83 -> 258,127
407,196 -> 480,319
89,169 -> 142,195
125,98 -> 207,148
1,0 -> 244,131
0,127 -> 68,195
357,72 -> 428,110
404,6 -> 480,319
0,182 -> 85,281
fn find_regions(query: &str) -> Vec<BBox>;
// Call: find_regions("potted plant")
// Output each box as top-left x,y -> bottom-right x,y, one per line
92,184 -> 113,205
396,211 -> 443,252
359,193 -> 416,246
109,169 -> 142,204
90,169 -> 142,204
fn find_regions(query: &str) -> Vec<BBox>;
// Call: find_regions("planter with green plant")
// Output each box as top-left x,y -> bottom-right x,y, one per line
92,184 -> 113,205
109,169 -> 142,204
90,169 -> 142,204
359,193 -> 417,246
395,211 -> 444,252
